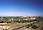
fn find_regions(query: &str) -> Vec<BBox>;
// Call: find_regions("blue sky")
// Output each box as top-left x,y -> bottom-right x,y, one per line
0,0 -> 43,16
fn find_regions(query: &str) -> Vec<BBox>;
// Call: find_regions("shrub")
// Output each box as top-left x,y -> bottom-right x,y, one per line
32,25 -> 39,29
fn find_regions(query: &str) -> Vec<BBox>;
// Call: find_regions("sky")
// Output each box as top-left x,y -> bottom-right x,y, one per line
0,0 -> 43,16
